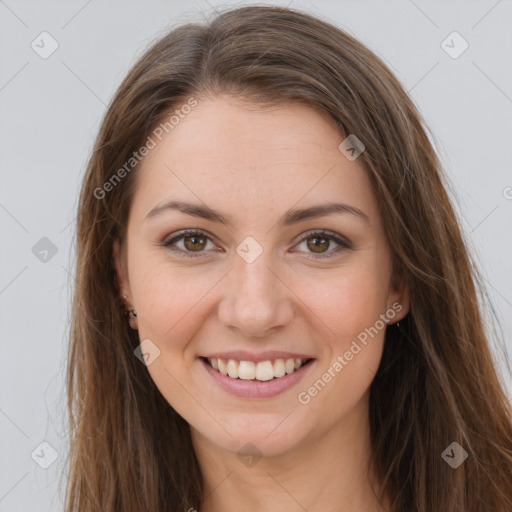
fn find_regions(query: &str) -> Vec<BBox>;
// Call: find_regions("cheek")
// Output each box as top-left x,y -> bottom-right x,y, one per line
136,271 -> 213,345
308,259 -> 389,343
295,260 -> 388,412
297,299 -> 387,430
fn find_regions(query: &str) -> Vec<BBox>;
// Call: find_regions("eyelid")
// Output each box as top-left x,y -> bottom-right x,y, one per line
292,229 -> 352,259
160,228 -> 352,259
161,229 -> 218,258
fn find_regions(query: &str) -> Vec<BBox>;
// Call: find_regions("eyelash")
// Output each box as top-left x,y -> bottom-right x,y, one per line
160,229 -> 351,260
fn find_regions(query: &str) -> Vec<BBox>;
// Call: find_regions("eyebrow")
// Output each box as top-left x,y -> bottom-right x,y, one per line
145,199 -> 369,227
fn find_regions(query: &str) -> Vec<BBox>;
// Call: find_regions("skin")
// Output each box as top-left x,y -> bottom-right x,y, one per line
114,94 -> 409,512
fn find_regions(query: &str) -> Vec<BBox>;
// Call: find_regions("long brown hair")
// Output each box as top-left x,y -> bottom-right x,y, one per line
63,5 -> 512,511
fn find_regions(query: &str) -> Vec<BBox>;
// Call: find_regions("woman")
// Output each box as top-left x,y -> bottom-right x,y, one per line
64,5 -> 512,511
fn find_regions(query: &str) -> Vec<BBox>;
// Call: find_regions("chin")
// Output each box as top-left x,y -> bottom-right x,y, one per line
193,412 -> 312,460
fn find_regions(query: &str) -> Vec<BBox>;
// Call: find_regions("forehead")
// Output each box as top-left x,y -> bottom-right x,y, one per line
129,95 -> 378,226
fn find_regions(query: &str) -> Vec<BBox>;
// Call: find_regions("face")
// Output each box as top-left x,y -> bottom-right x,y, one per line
114,95 -> 408,458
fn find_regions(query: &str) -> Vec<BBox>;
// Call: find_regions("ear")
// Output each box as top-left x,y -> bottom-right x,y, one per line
113,238 -> 138,330
386,266 -> 410,323
113,238 -> 132,303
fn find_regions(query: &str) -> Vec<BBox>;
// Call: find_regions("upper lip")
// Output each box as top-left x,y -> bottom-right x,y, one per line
202,350 -> 315,362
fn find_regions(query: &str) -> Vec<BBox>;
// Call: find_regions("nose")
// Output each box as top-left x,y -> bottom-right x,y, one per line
217,252 -> 294,338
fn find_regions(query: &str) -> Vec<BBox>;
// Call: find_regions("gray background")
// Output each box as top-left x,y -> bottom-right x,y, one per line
1,0 -> 511,510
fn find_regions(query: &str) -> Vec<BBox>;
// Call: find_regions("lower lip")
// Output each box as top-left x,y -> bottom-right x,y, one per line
200,358 -> 316,398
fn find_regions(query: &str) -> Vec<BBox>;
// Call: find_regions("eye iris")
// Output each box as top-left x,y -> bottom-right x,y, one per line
307,236 -> 329,253
184,234 -> 207,251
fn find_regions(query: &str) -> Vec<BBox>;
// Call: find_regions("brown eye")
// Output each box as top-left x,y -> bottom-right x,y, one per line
183,233 -> 207,252
162,230 -> 215,258
295,230 -> 351,260
306,236 -> 330,253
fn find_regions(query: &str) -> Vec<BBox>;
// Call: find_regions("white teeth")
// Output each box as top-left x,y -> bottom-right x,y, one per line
285,359 -> 295,374
218,359 -> 228,376
255,361 -> 274,381
227,359 -> 238,379
274,359 -> 285,378
207,357 -> 308,381
238,361 -> 256,380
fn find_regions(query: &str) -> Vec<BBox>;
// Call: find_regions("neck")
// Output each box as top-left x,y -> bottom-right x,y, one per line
192,394 -> 388,512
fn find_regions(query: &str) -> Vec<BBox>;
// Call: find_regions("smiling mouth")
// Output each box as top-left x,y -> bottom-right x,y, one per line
201,357 -> 314,381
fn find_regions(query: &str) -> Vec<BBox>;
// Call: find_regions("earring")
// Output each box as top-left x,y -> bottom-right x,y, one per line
121,294 -> 138,328
126,308 -> 138,330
